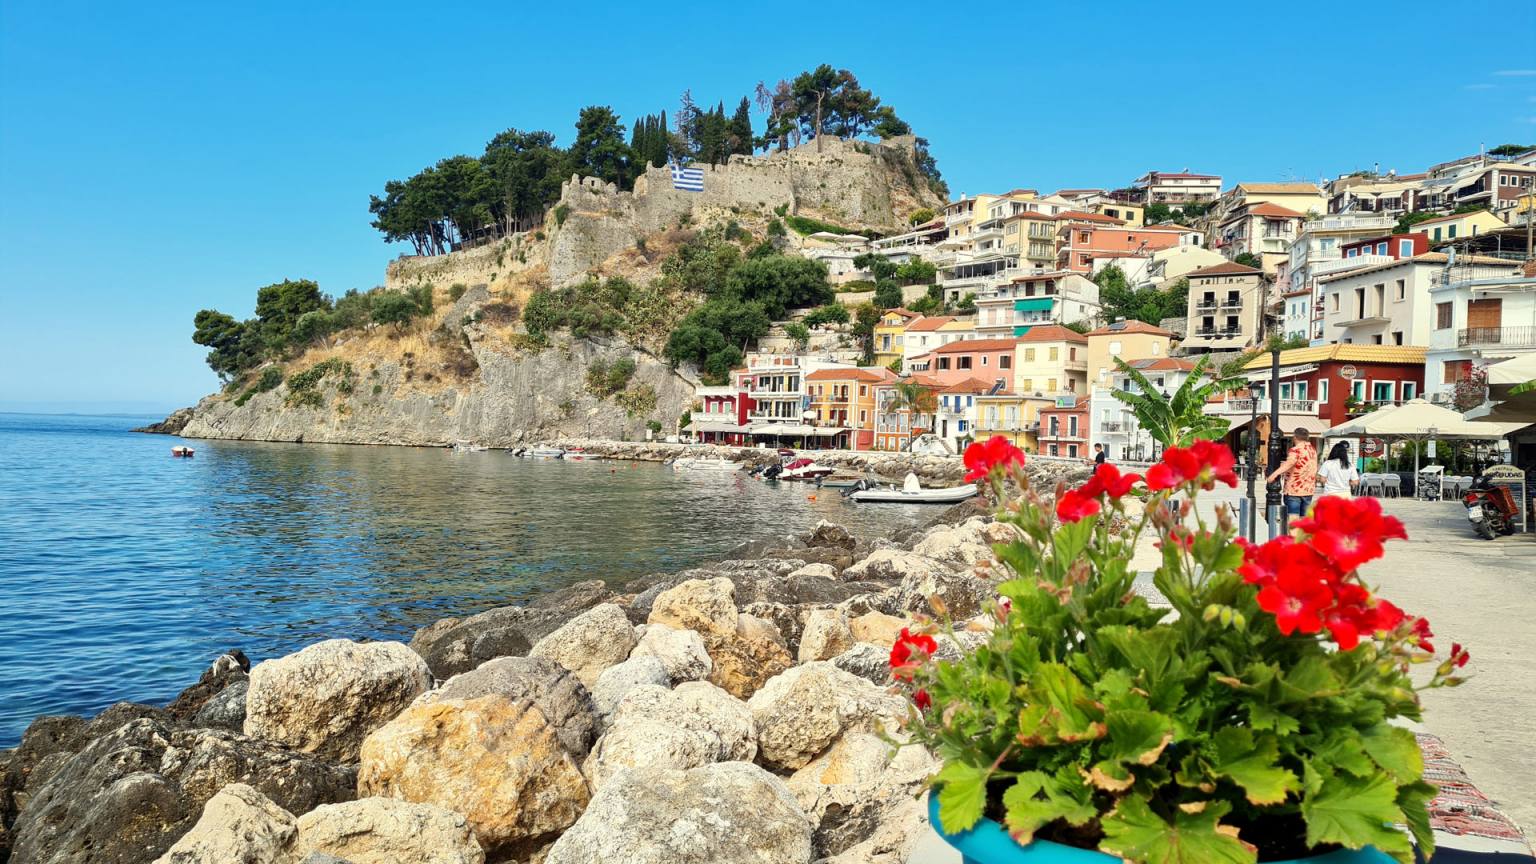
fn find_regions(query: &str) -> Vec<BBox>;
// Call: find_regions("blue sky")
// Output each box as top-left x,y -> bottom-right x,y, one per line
2,1 -> 1534,413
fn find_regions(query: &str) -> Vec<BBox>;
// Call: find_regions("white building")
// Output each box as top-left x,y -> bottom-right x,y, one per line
1131,171 -> 1223,206
1425,265 -> 1536,403
1089,357 -> 1200,461
1319,254 -> 1519,348
1283,214 -> 1400,342
973,272 -> 1101,339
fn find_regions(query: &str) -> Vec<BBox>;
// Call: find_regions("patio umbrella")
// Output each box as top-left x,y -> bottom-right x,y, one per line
1485,354 -> 1536,401
1328,399 -> 1526,477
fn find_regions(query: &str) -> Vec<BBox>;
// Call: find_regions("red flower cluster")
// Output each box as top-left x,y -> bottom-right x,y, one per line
1239,496 -> 1416,650
913,689 -> 932,712
1057,463 -> 1143,523
963,436 -> 1026,482
1145,440 -> 1238,492
889,628 -> 938,679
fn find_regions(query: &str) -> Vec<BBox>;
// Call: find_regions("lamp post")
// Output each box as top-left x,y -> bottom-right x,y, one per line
1245,392 -> 1258,541
1265,347 -> 1285,538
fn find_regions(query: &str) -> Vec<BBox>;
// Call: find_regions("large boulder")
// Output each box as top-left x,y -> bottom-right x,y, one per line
785,731 -> 938,859
192,679 -> 249,732
544,762 -> 812,864
848,611 -> 907,648
798,609 -> 855,663
831,643 -> 891,685
840,549 -> 950,586
409,607 -> 542,680
166,651 -> 251,722
415,656 -> 599,758
911,524 -> 996,569
244,640 -> 430,762
747,662 -> 904,771
2,702 -> 167,830
11,719 -> 354,864
584,682 -> 759,787
646,577 -> 738,637
891,563 -> 994,621
629,623 -> 711,682
528,603 -> 636,688
357,695 -> 588,858
702,629 -> 794,700
295,797 -> 484,864
590,655 -> 670,721
805,520 -> 857,550
151,783 -> 294,864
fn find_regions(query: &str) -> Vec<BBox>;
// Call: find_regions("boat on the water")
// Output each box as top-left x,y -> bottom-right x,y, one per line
849,472 -> 977,504
524,447 -> 565,459
171,446 -> 195,458
779,458 -> 834,481
672,457 -> 741,471
817,475 -> 866,488
452,443 -> 488,453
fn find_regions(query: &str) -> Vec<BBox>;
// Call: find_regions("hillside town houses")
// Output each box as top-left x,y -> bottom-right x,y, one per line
682,145 -> 1536,468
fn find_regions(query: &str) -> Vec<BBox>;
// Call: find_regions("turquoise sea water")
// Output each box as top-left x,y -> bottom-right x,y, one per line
0,413 -> 930,746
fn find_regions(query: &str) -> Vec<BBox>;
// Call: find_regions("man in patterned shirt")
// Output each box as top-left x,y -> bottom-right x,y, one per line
1265,427 -> 1319,519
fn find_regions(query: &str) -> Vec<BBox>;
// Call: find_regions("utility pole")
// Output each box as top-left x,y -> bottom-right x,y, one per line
1265,347 -> 1285,538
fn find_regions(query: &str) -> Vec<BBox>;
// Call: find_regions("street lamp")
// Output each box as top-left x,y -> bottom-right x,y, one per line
1265,348 -> 1285,538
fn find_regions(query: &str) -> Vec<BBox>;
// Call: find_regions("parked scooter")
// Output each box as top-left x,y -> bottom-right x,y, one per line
1462,475 -> 1518,540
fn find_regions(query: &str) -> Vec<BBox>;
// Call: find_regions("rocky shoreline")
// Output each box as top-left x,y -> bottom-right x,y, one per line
537,438 -> 972,484
0,459 -> 1089,864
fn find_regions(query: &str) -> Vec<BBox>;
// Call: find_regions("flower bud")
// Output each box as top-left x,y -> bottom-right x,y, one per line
1203,605 -> 1221,622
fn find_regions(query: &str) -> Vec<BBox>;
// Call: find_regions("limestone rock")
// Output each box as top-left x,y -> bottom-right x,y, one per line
736,612 -> 786,647
357,695 -> 588,856
415,656 -> 599,758
528,603 -> 636,688
244,640 -> 429,763
192,679 -> 248,732
891,563 -> 994,621
831,643 -> 891,685
151,783 -> 294,864
611,682 -> 756,762
798,609 -> 855,663
787,562 -> 839,580
409,606 -> 546,680
747,662 -> 904,771
590,655 -> 670,721
785,731 -> 938,858
702,629 -> 794,700
295,797 -> 484,864
840,549 -> 950,585
166,651 -> 251,722
911,526 -> 995,569
806,520 -> 857,550
848,611 -> 907,648
11,719 -> 354,864
544,762 -> 812,864
582,721 -> 720,790
629,623 -> 711,682
646,577 -> 738,637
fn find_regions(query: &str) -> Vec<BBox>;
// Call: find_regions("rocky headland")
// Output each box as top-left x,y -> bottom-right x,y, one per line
0,458 -> 1089,864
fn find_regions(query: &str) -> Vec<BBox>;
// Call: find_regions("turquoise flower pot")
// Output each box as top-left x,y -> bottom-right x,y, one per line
927,794 -> 1398,864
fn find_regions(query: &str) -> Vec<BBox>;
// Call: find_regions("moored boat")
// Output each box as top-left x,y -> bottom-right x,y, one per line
849,472 -> 976,504
171,445 -> 195,458
672,457 -> 741,471
524,447 -> 565,459
779,458 -> 834,480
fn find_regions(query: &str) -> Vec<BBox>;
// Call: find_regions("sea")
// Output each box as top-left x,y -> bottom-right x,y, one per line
0,412 -> 932,746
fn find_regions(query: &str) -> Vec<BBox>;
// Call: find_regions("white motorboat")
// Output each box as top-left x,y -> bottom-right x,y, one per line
779,458 -> 835,480
524,447 -> 565,459
672,457 -> 741,471
849,473 -> 978,504
452,443 -> 488,453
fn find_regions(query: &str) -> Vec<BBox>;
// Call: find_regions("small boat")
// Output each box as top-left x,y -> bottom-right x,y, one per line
171,446 -> 195,458
779,458 -> 834,481
524,447 -> 565,459
672,457 -> 741,471
452,443 -> 487,453
849,473 -> 978,504
817,475 -> 866,488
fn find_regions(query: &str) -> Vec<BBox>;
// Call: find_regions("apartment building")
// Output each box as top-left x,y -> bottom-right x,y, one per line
1055,217 -> 1198,273
1327,174 -> 1427,216
933,377 -> 996,451
973,391 -> 1054,452
1094,244 -> 1226,289
1131,171 -> 1223,206
1425,264 -> 1536,402
1001,211 -> 1059,271
1319,254 -> 1519,347
1234,344 -> 1427,429
1413,210 -> 1506,246
901,316 -> 976,366
873,308 -> 920,368
871,374 -> 945,452
1209,182 -> 1327,228
1282,214 -> 1404,342
1036,399 -> 1090,458
688,367 -> 756,446
1090,357 -> 1199,461
804,367 -> 894,450
1084,319 -> 1174,391
1012,324 -> 1088,396
1215,202 -> 1307,274
1417,159 -> 1536,219
907,338 -> 1018,387
973,272 -> 1101,339
1181,262 -> 1266,353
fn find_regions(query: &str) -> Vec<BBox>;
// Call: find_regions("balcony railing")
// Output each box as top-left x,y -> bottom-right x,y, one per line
977,420 -> 1035,433
1457,326 -> 1536,349
1192,328 -> 1244,339
1099,421 -> 1125,432
1220,298 -> 1244,309
1217,398 -> 1317,415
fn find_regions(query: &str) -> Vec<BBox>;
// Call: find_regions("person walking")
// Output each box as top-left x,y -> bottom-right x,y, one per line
1093,443 -> 1107,466
1316,441 -> 1359,500
1266,427 -> 1319,519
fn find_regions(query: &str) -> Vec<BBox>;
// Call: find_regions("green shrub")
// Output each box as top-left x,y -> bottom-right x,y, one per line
766,218 -> 786,238
233,366 -> 284,406
554,204 -> 571,227
785,214 -> 858,236
804,303 -> 850,326
448,283 -> 467,301
586,357 -> 637,396
284,358 -> 354,408
371,291 -> 420,330
615,383 -> 657,417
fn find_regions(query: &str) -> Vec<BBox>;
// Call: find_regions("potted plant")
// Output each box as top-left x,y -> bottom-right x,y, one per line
895,437 -> 1467,864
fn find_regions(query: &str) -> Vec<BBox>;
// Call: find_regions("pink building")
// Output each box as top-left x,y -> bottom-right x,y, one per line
909,338 -> 1020,387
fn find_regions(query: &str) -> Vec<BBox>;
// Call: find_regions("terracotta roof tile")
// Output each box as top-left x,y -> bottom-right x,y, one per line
931,338 -> 1021,354
1241,344 -> 1427,370
1246,202 -> 1306,218
806,368 -> 886,382
905,316 -> 956,332
1187,261 -> 1262,278
1085,320 -> 1173,337
1015,324 -> 1088,344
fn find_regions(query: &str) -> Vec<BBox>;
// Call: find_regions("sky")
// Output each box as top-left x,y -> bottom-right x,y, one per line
2,1 -> 1535,414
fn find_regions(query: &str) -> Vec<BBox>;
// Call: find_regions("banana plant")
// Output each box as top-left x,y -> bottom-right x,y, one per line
1110,355 -> 1245,449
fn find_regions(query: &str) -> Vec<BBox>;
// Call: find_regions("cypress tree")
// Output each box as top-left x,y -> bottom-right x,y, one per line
730,96 -> 753,156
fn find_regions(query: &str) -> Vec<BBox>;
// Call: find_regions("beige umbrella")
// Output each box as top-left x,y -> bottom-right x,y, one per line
1329,398 -> 1525,477
1485,354 -> 1536,400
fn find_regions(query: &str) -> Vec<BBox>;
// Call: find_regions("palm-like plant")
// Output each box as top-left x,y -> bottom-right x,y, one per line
887,380 -> 939,454
1110,355 -> 1244,450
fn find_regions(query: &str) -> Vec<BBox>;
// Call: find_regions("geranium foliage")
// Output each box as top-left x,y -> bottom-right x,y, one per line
902,437 -> 1466,864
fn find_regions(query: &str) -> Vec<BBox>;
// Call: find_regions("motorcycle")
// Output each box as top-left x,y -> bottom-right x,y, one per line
1462,479 -> 1518,540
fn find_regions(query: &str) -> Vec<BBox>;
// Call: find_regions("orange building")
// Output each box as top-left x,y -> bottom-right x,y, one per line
907,338 -> 1020,387
1056,218 -> 1194,273
805,367 -> 895,450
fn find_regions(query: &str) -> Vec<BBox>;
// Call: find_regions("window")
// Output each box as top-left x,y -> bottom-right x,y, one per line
1376,242 -> 1388,255
1049,444 -> 1059,456
981,356 -> 988,367
1109,340 -> 1122,354
1024,348 -> 1036,361
1392,331 -> 1403,345
1280,383 -> 1292,399
858,385 -> 867,397
1048,378 -> 1058,391
1398,239 -> 1413,257
1432,227 -> 1442,241
859,409 -> 867,423
1069,416 -> 1078,436
1401,382 -> 1416,400
1448,225 -> 1457,239
1049,347 -> 1059,361
1319,379 -> 1328,402
1351,380 -> 1366,401
1079,231 -> 1090,243
1068,445 -> 1079,458
1295,381 -> 1308,400
1021,378 -> 1034,391
1372,381 -> 1394,403
1394,280 -> 1405,301
958,357 -> 973,370
1435,302 -> 1453,330
998,354 -> 1010,369
1330,294 -> 1340,312
1069,347 -> 1077,361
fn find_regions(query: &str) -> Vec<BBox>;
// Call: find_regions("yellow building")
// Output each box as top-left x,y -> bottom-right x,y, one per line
805,367 -> 894,450
1411,209 -> 1507,245
873,308 -> 920,368
1011,323 -> 1089,397
973,392 -> 1054,453
1084,320 -> 1175,392
1002,211 -> 1059,270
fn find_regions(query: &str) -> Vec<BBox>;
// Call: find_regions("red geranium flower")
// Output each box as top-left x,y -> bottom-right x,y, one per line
1292,496 -> 1407,572
1145,446 -> 1200,491
1256,568 -> 1334,635
913,689 -> 932,711
1144,441 -> 1238,492
1450,642 -> 1470,668
889,627 -> 938,678
1239,535 -> 1340,588
1411,616 -> 1435,653
1189,440 -> 1239,488
963,435 -> 1026,482
1370,598 -> 1406,632
1056,488 -> 1102,523
1085,463 -> 1141,499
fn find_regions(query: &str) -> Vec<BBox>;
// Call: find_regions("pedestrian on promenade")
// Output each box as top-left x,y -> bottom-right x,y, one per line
1266,427 -> 1319,519
1093,443 -> 1107,466
1316,441 -> 1359,500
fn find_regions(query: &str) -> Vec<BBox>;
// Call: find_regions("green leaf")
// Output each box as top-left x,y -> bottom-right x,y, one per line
1101,796 -> 1255,864
1002,771 -> 1097,843
1301,772 -> 1413,863
1209,727 -> 1299,806
1277,656 -> 1343,703
1360,725 -> 1423,782
1104,710 -> 1175,766
934,761 -> 990,834
1245,701 -> 1299,736
1396,780 -> 1438,858
1018,663 -> 1106,745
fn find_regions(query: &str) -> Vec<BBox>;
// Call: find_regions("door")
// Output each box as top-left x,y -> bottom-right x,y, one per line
1466,298 -> 1503,343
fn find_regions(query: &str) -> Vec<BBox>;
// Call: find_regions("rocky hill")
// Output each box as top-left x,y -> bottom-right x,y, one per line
172,137 -> 941,448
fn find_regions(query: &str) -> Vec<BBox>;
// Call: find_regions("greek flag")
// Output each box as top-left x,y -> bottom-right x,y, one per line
670,159 -> 704,192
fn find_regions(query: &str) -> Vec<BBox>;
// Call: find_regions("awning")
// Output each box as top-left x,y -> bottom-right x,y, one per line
1014,298 -> 1055,312
1329,398 -> 1526,439
685,421 -> 747,434
809,427 -> 845,436
751,423 -> 816,436
1242,364 -> 1319,385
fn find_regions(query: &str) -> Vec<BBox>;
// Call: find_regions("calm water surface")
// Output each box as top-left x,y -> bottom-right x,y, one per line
0,413 -> 930,745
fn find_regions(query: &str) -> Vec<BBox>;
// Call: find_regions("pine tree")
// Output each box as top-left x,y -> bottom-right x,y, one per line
729,96 -> 753,156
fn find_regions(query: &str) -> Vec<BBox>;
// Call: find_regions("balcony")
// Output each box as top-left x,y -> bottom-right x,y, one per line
1304,215 -> 1396,233
1099,421 -> 1125,432
1458,326 -> 1536,349
1312,254 -> 1393,277
977,419 -> 1036,433
1191,328 -> 1245,339
1214,397 -> 1318,416
1194,300 -> 1219,311
1220,297 -> 1244,309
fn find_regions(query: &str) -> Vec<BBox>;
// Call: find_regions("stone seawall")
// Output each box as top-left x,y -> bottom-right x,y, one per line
537,438 -> 987,485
